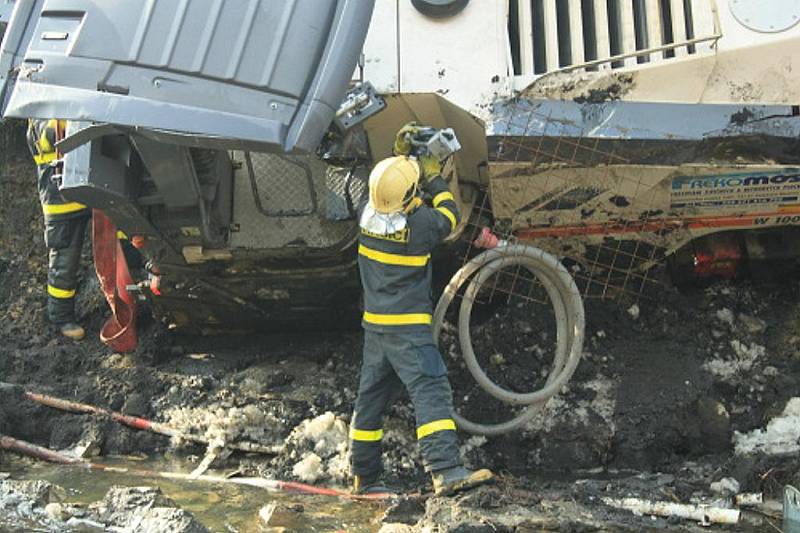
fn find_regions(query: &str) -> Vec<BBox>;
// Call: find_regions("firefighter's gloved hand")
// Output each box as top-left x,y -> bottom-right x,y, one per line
419,154 -> 442,182
393,122 -> 421,156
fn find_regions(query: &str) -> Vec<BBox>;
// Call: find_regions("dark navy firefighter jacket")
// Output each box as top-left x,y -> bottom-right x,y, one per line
26,119 -> 89,224
358,175 -> 460,332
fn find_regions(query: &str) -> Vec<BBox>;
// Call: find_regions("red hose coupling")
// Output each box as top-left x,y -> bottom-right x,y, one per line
131,235 -> 146,249
150,275 -> 162,296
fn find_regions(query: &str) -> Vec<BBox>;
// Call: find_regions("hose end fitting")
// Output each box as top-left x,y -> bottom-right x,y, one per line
473,227 -> 506,249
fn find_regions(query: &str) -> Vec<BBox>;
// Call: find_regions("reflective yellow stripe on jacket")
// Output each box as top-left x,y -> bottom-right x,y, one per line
42,202 -> 88,216
33,152 -> 58,166
435,206 -> 457,231
432,191 -> 454,207
48,285 -> 76,299
363,312 -> 432,326
349,427 -> 384,442
358,244 -> 430,267
417,419 -> 457,439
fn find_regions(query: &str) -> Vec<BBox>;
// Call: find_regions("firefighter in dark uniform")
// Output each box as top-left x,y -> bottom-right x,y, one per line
27,119 -> 90,340
350,124 -> 494,496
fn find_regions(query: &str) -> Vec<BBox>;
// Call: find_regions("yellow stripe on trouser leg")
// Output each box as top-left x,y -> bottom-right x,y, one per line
350,427 -> 384,442
432,191 -> 454,207
362,312 -> 432,326
48,285 -> 76,299
417,419 -> 456,439
435,206 -> 456,231
42,202 -> 88,216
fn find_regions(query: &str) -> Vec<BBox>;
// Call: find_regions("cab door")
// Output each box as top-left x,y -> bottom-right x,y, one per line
0,0 -> 375,152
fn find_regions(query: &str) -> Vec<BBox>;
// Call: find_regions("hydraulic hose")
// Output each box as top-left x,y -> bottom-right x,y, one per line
433,244 -> 585,436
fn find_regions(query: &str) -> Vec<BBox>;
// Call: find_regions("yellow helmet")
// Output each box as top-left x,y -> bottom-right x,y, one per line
368,156 -> 420,214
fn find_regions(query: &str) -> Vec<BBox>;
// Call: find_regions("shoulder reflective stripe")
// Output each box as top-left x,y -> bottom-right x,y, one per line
42,202 -> 88,215
432,191 -> 455,207
363,312 -> 432,326
358,244 -> 429,267
435,206 -> 456,231
47,285 -> 76,299
416,419 -> 457,440
349,427 -> 384,442
33,152 -> 58,166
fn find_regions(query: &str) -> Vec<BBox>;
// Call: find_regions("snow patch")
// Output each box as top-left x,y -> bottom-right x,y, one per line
716,308 -> 735,327
523,376 -> 616,434
703,341 -> 765,382
163,404 -> 281,450
710,477 -> 740,495
286,412 -> 350,482
292,453 -> 323,482
734,398 -> 800,456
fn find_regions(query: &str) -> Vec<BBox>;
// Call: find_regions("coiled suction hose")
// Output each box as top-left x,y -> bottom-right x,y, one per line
432,244 -> 585,436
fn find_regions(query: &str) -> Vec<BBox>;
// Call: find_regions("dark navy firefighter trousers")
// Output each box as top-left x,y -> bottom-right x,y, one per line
350,329 -> 461,478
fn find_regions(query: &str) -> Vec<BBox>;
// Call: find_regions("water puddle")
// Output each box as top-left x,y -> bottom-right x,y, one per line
2,456 -> 385,532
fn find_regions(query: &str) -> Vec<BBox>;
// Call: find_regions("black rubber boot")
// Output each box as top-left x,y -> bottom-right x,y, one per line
352,474 -> 399,496
59,322 -> 85,341
431,466 -> 494,496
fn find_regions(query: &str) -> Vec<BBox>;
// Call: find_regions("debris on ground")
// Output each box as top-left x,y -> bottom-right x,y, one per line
602,496 -> 740,526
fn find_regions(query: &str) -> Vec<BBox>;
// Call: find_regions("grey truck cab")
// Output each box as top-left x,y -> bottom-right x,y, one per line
0,0 -> 379,330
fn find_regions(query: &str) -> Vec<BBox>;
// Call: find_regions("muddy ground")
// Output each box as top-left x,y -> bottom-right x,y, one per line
2,117 -> 800,531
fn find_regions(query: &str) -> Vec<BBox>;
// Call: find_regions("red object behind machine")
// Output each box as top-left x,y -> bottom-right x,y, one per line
92,210 -> 137,352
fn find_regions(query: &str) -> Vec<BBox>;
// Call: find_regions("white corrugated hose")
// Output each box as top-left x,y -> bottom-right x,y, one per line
433,244 -> 585,436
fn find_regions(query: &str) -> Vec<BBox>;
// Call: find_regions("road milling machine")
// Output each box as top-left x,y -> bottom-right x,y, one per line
1,0 -> 799,333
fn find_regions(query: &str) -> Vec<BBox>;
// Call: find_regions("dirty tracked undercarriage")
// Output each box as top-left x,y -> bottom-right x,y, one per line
100,122 -> 800,333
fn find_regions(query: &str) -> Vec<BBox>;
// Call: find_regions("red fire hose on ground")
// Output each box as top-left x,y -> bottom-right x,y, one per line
0,434 -> 394,501
92,210 -> 137,352
13,386 -> 283,455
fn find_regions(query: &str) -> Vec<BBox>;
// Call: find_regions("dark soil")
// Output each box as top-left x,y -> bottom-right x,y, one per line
2,118 -> 799,531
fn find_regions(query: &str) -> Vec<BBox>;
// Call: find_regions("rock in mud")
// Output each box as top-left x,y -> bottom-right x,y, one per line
0,478 -> 56,508
0,478 -> 66,527
418,487 -> 585,532
92,486 -> 208,533
695,398 -> 732,452
382,498 -> 426,525
258,501 -> 304,531
738,313 -> 767,334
